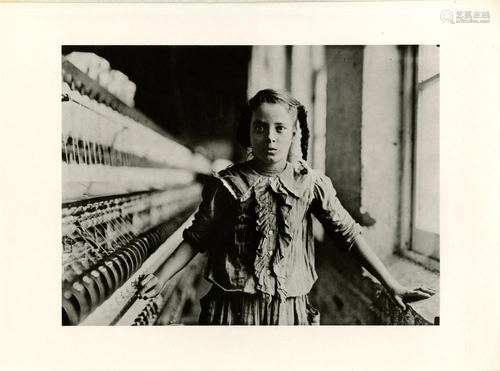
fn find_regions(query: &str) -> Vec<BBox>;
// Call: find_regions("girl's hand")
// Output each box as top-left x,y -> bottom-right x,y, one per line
389,284 -> 436,310
137,273 -> 161,299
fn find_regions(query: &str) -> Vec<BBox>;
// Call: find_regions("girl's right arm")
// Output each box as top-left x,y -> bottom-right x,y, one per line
137,240 -> 199,299
138,177 -> 224,298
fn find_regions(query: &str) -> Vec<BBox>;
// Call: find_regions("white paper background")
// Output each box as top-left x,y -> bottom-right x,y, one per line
1,1 -> 499,370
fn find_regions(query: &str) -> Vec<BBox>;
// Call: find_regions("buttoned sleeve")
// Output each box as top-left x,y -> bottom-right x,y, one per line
183,178 -> 227,254
310,172 -> 362,252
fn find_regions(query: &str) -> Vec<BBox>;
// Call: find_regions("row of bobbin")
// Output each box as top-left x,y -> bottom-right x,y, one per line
62,217 -> 184,325
63,225 -> 154,324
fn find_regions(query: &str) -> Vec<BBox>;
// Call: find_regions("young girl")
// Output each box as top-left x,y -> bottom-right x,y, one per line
138,89 -> 435,325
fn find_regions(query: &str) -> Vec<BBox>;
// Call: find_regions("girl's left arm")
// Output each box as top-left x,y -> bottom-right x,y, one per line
310,170 -> 435,309
350,233 -> 435,310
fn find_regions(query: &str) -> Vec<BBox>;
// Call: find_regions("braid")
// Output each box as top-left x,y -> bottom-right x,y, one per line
236,103 -> 252,148
298,105 -> 309,161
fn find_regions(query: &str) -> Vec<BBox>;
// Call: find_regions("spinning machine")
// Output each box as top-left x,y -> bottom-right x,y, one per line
61,54 -> 211,326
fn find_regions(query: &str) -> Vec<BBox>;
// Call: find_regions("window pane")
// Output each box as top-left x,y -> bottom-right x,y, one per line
415,78 -> 440,234
418,45 -> 440,82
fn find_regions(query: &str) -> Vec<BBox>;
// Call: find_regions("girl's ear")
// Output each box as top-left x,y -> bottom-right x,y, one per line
287,121 -> 303,163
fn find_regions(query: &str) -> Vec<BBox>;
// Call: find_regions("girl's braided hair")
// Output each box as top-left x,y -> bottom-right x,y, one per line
237,89 -> 310,161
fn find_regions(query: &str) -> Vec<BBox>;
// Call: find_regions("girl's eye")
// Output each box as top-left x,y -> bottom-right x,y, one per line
255,125 -> 264,131
276,126 -> 285,133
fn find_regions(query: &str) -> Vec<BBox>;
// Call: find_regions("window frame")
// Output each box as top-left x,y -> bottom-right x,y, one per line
399,45 -> 440,272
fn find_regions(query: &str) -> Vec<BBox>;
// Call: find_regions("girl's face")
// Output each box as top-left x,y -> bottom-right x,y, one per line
250,103 -> 295,170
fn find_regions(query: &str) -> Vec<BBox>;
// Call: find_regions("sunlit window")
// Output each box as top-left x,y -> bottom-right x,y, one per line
412,45 -> 440,260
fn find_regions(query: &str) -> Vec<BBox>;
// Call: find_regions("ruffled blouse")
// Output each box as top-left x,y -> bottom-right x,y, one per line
183,161 -> 362,302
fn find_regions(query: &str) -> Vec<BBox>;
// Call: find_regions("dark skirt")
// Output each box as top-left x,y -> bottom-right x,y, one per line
199,285 -> 320,325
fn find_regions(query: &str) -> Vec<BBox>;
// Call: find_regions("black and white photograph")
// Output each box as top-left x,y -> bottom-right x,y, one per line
1,1 -> 500,370
61,45 -> 439,326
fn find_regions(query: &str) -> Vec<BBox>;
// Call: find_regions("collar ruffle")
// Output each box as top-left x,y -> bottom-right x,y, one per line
215,161 -> 312,201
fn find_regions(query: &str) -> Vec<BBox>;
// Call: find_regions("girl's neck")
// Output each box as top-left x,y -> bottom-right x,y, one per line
249,158 -> 287,176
